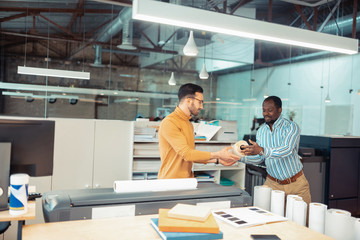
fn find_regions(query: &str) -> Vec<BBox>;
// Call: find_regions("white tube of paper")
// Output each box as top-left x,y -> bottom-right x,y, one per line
285,195 -> 302,221
292,198 -> 307,226
308,202 -> 327,234
270,190 -> 285,216
232,140 -> 248,158
324,209 -> 355,240
253,185 -> 272,211
113,178 -> 198,193
355,218 -> 360,240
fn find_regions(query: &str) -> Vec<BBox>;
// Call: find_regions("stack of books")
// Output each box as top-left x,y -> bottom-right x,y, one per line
151,204 -> 223,240
194,172 -> 215,182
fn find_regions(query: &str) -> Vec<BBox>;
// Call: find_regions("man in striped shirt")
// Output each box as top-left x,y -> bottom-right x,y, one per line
242,96 -> 311,206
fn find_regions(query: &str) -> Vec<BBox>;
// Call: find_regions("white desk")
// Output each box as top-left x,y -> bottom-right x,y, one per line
23,209 -> 333,240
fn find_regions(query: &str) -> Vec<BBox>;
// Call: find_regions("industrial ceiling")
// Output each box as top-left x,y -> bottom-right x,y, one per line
0,0 -> 359,75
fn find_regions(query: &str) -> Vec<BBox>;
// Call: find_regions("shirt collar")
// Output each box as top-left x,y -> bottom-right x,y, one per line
272,115 -> 283,129
175,106 -> 192,121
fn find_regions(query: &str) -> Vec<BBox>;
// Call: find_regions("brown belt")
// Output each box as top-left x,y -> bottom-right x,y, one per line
267,170 -> 303,185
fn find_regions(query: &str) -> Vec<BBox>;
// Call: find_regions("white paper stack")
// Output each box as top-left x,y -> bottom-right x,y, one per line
168,203 -> 211,222
253,185 -> 272,211
113,178 -> 198,193
270,190 -> 285,216
308,203 -> 327,234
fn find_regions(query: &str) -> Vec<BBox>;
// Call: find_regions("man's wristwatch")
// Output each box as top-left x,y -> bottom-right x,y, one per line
216,159 -> 219,164
259,149 -> 264,156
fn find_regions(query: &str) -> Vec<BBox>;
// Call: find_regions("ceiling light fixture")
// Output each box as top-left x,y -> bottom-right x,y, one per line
132,0 -> 358,55
168,72 -> 176,85
17,66 -> 90,80
183,30 -> 198,56
199,63 -> 209,79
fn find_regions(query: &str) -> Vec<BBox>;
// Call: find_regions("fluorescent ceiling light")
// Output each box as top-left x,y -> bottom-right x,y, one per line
133,0 -> 358,55
17,66 -> 90,80
0,82 -> 178,99
2,91 -> 34,97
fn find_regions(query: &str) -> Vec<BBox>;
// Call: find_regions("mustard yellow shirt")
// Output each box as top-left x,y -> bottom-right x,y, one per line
158,107 -> 211,179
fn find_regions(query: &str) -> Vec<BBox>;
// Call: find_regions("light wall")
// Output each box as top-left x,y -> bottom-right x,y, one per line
216,53 -> 360,139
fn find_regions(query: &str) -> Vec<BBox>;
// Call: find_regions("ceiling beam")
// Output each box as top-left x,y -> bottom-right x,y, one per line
294,4 -> 313,30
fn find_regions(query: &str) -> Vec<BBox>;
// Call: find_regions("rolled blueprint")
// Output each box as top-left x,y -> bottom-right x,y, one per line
232,140 -> 249,158
253,185 -> 272,211
324,209 -> 355,240
285,195 -> 302,221
355,218 -> 360,240
308,203 -> 327,234
270,190 -> 285,216
292,198 -> 307,226
113,178 -> 198,193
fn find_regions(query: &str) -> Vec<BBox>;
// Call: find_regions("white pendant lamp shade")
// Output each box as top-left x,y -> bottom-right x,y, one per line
168,72 -> 176,85
325,94 -> 331,102
183,31 -> 198,56
199,63 -> 209,79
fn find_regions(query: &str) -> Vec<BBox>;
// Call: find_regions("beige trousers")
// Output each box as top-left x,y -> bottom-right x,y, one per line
264,174 -> 312,207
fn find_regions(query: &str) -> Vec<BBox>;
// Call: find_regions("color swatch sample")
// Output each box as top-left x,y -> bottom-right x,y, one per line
151,218 -> 223,240
212,207 -> 287,228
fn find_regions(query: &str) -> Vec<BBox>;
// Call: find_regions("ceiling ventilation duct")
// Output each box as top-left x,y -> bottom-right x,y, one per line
91,7 -> 133,67
320,12 -> 360,36
117,18 -> 137,50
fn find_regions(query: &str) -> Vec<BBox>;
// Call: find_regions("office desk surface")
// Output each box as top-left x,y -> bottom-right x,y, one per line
0,201 -> 36,222
23,211 -> 333,240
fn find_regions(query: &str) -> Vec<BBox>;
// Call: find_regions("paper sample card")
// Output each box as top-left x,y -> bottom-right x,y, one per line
212,207 -> 287,228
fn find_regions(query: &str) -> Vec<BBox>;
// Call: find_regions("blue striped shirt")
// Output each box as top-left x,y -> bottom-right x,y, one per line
242,115 -> 303,180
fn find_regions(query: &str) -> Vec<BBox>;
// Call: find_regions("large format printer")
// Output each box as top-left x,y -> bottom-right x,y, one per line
42,182 -> 251,222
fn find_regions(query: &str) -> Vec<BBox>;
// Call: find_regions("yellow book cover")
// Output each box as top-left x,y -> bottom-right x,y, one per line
158,208 -> 220,234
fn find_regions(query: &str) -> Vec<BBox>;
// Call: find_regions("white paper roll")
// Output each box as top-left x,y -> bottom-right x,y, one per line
270,190 -> 285,216
355,218 -> 360,240
285,195 -> 302,221
292,198 -> 307,226
308,202 -> 327,234
324,209 -> 355,240
232,140 -> 248,158
113,178 -> 198,193
253,185 -> 272,211
9,173 -> 29,216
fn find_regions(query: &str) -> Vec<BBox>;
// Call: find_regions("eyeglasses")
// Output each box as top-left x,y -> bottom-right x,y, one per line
190,97 -> 204,105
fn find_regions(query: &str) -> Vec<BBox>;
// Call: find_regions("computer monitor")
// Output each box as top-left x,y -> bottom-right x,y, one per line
0,119 -> 55,210
0,119 -> 55,176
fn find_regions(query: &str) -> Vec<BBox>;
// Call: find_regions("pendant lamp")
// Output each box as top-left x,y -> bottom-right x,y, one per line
199,63 -> 209,79
183,31 -> 198,56
168,72 -> 176,85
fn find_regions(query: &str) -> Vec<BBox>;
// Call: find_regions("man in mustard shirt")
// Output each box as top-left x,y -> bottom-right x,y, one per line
158,83 -> 240,179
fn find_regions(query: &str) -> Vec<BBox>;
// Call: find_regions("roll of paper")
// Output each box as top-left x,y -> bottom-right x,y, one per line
285,195 -> 302,221
292,198 -> 307,226
113,178 -> 198,193
309,202 -> 327,234
355,218 -> 360,240
253,185 -> 272,211
9,173 -> 29,216
270,190 -> 285,216
324,209 -> 355,240
232,140 -> 248,158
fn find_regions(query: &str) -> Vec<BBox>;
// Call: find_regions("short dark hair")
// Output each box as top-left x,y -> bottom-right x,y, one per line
264,96 -> 282,109
178,83 -> 203,102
